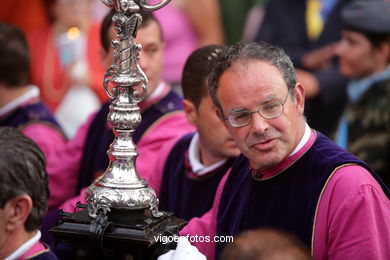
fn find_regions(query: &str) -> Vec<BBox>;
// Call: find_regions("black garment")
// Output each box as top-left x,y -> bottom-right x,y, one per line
159,133 -> 235,220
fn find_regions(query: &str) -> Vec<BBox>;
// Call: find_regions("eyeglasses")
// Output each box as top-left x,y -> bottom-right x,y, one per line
224,88 -> 293,127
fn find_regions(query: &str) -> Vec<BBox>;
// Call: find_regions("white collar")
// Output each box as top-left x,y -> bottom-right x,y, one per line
290,123 -> 311,156
146,82 -> 165,102
5,231 -> 41,260
0,85 -> 40,117
188,132 -> 228,176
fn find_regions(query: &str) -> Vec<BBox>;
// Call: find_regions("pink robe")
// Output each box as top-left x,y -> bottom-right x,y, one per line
181,129 -> 390,260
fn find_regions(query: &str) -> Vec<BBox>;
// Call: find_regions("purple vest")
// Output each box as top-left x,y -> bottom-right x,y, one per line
215,132 -> 390,259
159,133 -> 235,220
77,89 -> 183,191
0,101 -> 60,130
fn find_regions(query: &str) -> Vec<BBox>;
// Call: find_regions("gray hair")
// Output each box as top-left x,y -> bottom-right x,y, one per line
0,127 -> 49,232
208,41 -> 297,113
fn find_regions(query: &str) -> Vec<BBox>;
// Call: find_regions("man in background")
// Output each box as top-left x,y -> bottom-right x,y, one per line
0,127 -> 58,259
335,0 -> 390,186
149,45 -> 240,220
0,23 -> 73,211
256,0 -> 351,137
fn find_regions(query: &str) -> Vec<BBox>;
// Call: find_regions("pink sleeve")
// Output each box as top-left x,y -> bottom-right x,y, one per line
59,187 -> 88,213
22,124 -> 67,210
22,124 -> 66,159
23,115 -> 92,210
179,168 -> 232,260
314,165 -> 390,260
136,112 -> 195,181
45,118 -> 91,210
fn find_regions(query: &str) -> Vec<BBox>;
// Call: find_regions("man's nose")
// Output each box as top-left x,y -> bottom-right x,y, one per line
139,51 -> 147,70
250,112 -> 269,134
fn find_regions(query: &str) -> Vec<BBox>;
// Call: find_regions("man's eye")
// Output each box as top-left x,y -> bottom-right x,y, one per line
145,48 -> 158,54
233,112 -> 249,120
263,103 -> 279,111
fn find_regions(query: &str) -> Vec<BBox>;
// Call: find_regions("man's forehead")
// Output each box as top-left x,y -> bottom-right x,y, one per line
135,21 -> 162,43
219,61 -> 286,91
231,58 -> 281,74
217,62 -> 287,109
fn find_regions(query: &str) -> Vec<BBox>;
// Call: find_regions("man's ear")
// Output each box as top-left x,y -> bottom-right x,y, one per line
182,99 -> 198,126
6,195 -> 32,232
376,42 -> 390,65
293,83 -> 305,116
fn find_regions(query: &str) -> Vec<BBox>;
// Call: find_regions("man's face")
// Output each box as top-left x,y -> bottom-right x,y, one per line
336,30 -> 383,79
192,96 -> 240,162
216,60 -> 305,171
135,20 -> 164,96
103,20 -> 164,97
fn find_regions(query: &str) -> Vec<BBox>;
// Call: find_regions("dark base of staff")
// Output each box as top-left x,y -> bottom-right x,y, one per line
50,203 -> 187,260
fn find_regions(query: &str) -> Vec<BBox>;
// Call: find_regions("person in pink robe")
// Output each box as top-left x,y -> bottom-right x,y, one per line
0,23 -> 70,211
28,0 -> 107,112
0,127 -> 58,260
179,41 -> 390,260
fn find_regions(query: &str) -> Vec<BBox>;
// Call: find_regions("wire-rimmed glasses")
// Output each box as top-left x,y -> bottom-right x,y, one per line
224,87 -> 293,127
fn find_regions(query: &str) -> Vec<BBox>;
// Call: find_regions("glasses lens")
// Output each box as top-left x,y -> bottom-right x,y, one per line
260,102 -> 283,118
229,111 -> 251,127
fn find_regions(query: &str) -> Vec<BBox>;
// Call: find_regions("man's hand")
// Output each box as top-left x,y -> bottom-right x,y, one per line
302,43 -> 338,70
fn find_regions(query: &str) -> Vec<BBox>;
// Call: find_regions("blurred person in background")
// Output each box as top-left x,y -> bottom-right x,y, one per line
221,228 -> 312,260
28,0 -> 108,138
335,0 -> 390,186
255,0 -> 352,137
0,0 -> 49,36
153,0 -> 225,92
0,23 -> 76,213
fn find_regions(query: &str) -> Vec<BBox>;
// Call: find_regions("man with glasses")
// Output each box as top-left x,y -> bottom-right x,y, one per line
222,86 -> 292,128
182,41 -> 390,260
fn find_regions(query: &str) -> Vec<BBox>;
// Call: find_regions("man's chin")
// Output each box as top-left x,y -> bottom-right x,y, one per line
248,153 -> 282,172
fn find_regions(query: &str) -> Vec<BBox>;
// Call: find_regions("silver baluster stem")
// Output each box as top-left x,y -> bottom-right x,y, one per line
86,0 -> 170,219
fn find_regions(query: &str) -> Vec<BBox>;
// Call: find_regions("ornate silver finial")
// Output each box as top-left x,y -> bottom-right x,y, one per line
85,0 -> 170,219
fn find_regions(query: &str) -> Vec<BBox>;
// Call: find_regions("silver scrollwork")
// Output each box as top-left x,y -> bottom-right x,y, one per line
139,0 -> 171,11
86,184 -> 163,218
101,0 -> 171,12
86,0 -> 171,219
